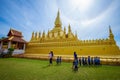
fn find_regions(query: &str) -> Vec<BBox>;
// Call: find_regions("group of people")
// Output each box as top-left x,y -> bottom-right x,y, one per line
49,51 -> 101,70
72,52 -> 101,71
49,51 -> 62,65
56,56 -> 62,64
79,56 -> 100,66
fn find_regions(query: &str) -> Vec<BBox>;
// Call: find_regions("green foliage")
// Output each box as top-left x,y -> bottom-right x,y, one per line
6,48 -> 14,57
0,58 -> 120,80
8,47 -> 14,52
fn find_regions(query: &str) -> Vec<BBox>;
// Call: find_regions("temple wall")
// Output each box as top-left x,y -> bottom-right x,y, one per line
25,44 -> 120,55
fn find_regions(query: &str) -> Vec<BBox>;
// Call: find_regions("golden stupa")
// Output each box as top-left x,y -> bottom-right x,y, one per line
26,11 -> 120,56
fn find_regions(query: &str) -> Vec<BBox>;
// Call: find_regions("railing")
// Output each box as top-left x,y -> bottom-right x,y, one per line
13,49 -> 25,54
1,49 -> 25,54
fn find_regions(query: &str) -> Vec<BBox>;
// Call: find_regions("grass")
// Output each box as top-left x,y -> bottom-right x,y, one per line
0,58 -> 120,80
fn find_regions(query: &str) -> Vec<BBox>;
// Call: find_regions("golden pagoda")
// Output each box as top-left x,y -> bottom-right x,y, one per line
26,11 -> 120,56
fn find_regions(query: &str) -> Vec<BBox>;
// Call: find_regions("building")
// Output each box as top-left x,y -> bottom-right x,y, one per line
0,28 -> 26,54
26,11 -> 120,56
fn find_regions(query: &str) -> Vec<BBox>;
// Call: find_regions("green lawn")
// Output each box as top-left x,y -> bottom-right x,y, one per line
0,58 -> 120,80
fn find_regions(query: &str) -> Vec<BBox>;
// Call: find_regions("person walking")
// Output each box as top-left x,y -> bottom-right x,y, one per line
49,51 -> 54,65
74,52 -> 77,59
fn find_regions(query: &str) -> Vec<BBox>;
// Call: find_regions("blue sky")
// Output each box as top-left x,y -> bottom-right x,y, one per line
0,0 -> 120,47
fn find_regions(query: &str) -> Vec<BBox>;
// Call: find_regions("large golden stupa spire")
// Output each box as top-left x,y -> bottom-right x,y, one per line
54,10 -> 62,28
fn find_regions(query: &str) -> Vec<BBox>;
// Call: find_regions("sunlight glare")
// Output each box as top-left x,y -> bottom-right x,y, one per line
69,0 -> 94,12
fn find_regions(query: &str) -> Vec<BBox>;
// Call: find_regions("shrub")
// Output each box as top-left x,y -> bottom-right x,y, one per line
7,48 -> 14,57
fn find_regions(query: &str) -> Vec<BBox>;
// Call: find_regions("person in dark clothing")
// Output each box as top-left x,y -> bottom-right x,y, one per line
94,57 -> 97,65
96,57 -> 100,65
91,57 -> 94,65
85,57 -> 87,65
74,52 -> 77,59
97,57 -> 100,65
79,57 -> 81,66
88,56 -> 91,65
82,57 -> 85,65
56,56 -> 59,64
72,58 -> 78,71
59,56 -> 62,64
56,56 -> 62,65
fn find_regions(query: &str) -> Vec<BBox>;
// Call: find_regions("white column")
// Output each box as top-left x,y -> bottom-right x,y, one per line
8,41 -> 11,49
0,41 -> 3,49
23,43 -> 26,50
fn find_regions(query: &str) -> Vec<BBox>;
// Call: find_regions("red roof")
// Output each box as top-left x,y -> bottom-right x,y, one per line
0,37 -> 26,43
7,29 -> 22,37
10,37 -> 26,43
0,29 -> 26,43
0,38 -> 9,42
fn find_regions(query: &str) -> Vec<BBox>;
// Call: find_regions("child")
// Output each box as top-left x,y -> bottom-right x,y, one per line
56,56 -> 59,64
88,56 -> 91,65
59,56 -> 62,64
82,57 -> 84,65
79,57 -> 81,66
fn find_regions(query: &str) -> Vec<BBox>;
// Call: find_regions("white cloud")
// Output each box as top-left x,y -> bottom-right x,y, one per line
81,1 -> 118,26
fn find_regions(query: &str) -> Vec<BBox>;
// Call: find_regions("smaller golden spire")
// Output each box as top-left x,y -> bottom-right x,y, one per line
47,30 -> 50,38
42,31 -> 45,39
32,31 -> 34,38
109,25 -> 114,40
35,32 -> 37,39
68,24 -> 71,33
64,26 -> 66,34
109,25 -> 112,34
39,32 -> 41,38
31,31 -> 35,41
